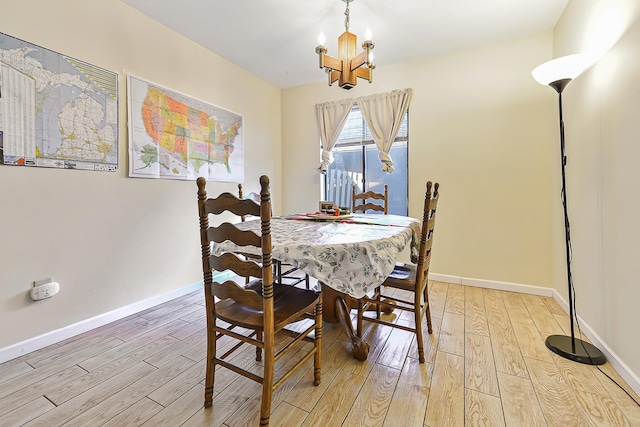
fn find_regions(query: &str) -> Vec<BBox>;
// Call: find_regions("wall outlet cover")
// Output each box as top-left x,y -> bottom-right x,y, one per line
30,282 -> 60,301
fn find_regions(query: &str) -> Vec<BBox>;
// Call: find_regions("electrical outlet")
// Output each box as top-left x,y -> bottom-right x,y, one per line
30,281 -> 60,301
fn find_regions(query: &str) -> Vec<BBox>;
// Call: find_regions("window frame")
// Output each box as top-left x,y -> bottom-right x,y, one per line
323,104 -> 409,215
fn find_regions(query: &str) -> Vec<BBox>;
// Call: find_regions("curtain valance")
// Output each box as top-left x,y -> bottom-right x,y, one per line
315,88 -> 413,173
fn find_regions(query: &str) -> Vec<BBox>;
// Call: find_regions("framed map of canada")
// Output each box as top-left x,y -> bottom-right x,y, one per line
127,74 -> 244,182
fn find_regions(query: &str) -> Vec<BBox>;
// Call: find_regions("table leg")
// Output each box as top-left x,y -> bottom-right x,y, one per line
320,284 -> 369,361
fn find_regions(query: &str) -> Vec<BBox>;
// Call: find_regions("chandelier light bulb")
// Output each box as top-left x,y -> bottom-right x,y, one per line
318,33 -> 326,46
365,29 -> 372,41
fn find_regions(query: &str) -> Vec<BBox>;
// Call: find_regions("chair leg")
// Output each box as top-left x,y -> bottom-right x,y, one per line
424,285 -> 433,334
204,320 -> 216,407
314,302 -> 322,386
414,290 -> 425,363
259,339 -> 275,427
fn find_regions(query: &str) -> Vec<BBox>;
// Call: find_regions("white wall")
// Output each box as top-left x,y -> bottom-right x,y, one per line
553,0 -> 640,378
0,0 -> 282,350
282,32 -> 558,288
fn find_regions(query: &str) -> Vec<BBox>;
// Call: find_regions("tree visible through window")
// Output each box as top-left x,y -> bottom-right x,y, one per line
324,105 -> 408,215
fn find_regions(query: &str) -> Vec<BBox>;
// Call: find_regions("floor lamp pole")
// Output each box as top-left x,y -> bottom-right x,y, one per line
544,79 -> 606,365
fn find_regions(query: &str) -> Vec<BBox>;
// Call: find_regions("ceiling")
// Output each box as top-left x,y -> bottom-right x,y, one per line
122,0 -> 569,89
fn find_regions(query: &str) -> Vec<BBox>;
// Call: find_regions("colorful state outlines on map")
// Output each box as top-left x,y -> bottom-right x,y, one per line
140,86 -> 241,173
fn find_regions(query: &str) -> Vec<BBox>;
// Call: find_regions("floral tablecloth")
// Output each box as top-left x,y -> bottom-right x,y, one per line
212,214 -> 419,299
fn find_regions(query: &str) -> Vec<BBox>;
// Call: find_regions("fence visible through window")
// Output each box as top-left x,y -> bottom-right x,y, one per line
325,169 -> 362,209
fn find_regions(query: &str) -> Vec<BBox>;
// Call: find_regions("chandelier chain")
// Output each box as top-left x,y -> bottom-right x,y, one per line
344,1 -> 350,31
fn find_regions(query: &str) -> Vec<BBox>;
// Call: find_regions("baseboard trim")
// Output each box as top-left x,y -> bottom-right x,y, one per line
429,271 -> 640,397
429,273 -> 553,296
428,273 -> 462,284
462,277 -> 554,296
0,271 -> 229,364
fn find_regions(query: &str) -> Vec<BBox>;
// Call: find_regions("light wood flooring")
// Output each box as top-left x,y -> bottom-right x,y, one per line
1,276 -> 639,426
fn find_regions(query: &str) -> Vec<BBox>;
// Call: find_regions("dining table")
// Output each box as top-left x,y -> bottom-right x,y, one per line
212,212 -> 420,360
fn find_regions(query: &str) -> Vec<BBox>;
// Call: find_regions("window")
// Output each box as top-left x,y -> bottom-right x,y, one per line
324,105 -> 408,215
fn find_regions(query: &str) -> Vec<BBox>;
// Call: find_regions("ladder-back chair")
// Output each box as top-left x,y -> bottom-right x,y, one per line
198,176 -> 322,426
352,184 -> 389,214
356,181 -> 439,363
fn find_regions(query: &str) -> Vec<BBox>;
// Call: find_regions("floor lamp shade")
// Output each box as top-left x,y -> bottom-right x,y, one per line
532,53 -> 590,87
532,54 -> 606,365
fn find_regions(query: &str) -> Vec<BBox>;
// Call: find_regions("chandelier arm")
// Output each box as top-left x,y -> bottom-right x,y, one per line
323,55 -> 343,72
350,51 -> 368,70
329,70 -> 340,85
356,67 -> 372,83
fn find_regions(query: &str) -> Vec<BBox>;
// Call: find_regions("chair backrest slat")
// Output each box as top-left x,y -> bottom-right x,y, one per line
206,223 -> 261,247
212,280 -> 264,308
204,194 -> 260,218
352,202 -> 385,213
207,252 -> 263,281
355,190 -> 386,201
352,184 -> 388,214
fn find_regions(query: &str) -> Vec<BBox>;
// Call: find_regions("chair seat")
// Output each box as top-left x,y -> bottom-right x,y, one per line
216,281 -> 320,330
382,264 -> 417,291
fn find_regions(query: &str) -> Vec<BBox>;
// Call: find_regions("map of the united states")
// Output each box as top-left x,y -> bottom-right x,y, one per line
128,75 -> 244,182
141,86 -> 241,173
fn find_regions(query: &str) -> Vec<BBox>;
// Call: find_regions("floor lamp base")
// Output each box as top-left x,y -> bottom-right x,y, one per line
546,335 -> 606,365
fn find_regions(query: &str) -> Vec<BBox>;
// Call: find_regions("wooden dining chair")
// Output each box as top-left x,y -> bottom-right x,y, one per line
356,181 -> 439,363
198,176 -> 322,426
352,184 -> 389,214
238,183 -> 311,289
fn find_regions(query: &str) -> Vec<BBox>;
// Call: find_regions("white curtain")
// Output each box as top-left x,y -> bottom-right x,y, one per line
356,88 -> 413,173
315,98 -> 354,173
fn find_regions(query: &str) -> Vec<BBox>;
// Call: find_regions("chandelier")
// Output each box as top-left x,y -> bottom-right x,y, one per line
315,0 -> 375,89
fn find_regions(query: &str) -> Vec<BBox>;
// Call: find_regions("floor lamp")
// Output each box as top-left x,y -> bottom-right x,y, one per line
532,54 -> 606,365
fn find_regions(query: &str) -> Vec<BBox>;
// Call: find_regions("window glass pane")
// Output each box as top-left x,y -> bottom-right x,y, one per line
338,108 -> 365,143
395,114 -> 408,139
365,142 -> 408,216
